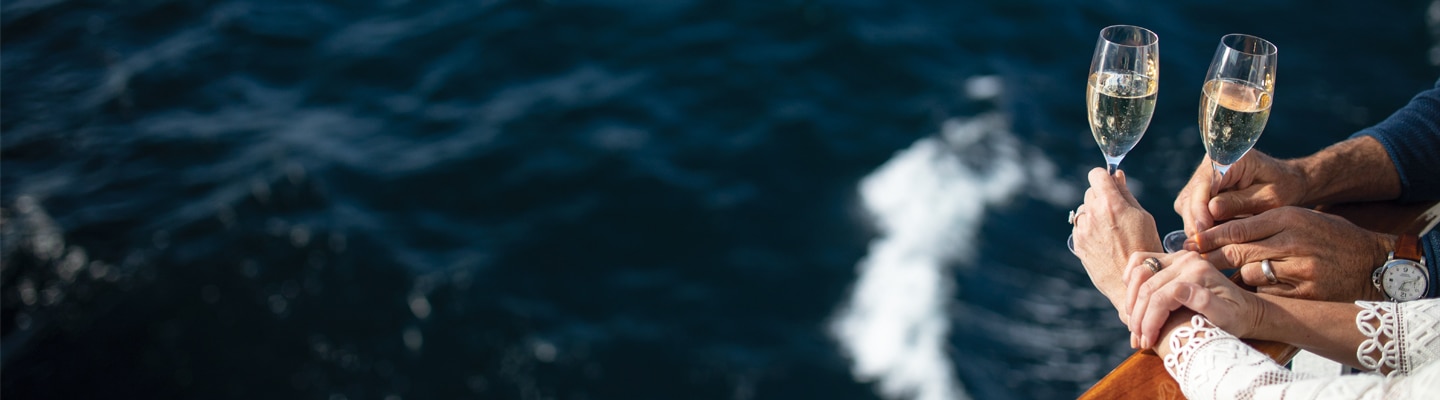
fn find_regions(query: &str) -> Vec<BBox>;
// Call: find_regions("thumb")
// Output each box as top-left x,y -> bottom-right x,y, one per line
1173,282 -> 1214,318
1210,187 -> 1278,221
1115,170 -> 1141,207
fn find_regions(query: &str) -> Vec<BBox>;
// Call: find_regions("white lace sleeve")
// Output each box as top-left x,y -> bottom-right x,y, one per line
1354,300 -> 1440,376
1162,313 -> 1440,400
1163,315 -> 1304,400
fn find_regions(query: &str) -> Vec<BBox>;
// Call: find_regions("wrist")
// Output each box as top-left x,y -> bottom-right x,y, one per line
1240,293 -> 1274,339
1152,309 -> 1199,358
1375,233 -> 1398,264
1290,153 -> 1325,207
1366,233 -> 1399,301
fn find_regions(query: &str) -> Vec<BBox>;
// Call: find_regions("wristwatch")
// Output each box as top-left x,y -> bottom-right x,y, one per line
1372,233 -> 1430,302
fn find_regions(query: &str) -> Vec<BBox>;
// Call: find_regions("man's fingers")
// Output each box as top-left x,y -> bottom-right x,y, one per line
1193,216 -> 1283,253
1210,188 -> 1278,221
1256,283 -> 1298,298
1175,160 -> 1216,237
1236,261 -> 1270,288
1203,243 -> 1249,269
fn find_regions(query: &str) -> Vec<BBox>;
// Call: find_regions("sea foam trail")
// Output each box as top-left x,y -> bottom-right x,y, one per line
830,77 -> 1076,399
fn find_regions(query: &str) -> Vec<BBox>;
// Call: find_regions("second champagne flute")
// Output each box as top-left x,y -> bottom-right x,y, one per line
1163,33 -> 1277,252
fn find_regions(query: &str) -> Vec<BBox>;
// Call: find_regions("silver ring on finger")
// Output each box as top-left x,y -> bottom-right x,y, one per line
1144,257 -> 1162,274
1261,259 -> 1279,285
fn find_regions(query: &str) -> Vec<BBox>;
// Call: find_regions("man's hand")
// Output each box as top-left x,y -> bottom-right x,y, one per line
1188,206 -> 1391,302
1172,151 -> 1308,238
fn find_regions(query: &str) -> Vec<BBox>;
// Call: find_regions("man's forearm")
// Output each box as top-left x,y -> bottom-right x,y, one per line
1293,136 -> 1402,206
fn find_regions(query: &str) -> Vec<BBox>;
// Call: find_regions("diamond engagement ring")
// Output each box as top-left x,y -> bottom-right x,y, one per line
1068,208 -> 1085,225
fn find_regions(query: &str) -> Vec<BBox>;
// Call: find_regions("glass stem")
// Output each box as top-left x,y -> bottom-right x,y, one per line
1210,160 -> 1230,197
1104,154 -> 1124,176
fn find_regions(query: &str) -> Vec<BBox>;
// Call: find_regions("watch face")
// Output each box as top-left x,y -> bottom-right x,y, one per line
1382,261 -> 1429,301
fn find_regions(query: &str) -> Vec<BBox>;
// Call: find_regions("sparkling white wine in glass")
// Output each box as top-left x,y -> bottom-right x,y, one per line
1201,78 -> 1271,167
1088,70 -> 1158,166
1085,25 -> 1159,176
1200,34 -> 1276,178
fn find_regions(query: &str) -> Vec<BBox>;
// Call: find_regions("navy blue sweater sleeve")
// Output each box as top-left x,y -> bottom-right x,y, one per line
1350,80 -> 1440,202
1347,79 -> 1440,297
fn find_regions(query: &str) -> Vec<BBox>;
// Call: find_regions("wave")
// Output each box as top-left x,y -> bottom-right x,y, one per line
830,76 -> 1077,400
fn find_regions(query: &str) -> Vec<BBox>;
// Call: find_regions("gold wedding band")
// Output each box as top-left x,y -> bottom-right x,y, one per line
1144,257 -> 1162,274
1261,259 -> 1278,285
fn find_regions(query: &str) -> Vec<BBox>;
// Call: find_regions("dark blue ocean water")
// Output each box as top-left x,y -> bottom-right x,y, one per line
3,1 -> 1436,399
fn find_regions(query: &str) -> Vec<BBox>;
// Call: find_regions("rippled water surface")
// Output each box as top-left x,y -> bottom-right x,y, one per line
3,1 -> 1437,399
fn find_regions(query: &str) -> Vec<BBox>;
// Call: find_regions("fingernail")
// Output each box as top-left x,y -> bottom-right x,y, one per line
1175,285 -> 1193,303
1184,240 -> 1198,252
1140,334 -> 1148,349
1130,332 -> 1137,349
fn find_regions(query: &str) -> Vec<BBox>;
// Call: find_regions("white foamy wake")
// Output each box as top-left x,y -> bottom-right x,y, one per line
830,91 -> 1076,399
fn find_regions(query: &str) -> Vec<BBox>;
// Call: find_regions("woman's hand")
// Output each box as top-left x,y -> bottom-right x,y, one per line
1072,168 -> 1163,313
1122,251 -> 1265,350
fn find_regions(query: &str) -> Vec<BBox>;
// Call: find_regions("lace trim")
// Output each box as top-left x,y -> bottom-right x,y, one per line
1355,301 -> 1401,375
1397,300 -> 1440,376
1156,301 -> 1440,399
1355,300 -> 1440,377
1163,315 -> 1223,378
1162,315 -> 1301,400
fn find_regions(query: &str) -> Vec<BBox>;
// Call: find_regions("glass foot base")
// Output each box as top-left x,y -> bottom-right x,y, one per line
1162,230 -> 1187,253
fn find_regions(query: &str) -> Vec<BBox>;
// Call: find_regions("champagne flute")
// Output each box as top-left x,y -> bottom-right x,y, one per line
1070,25 -> 1159,253
1163,34 -> 1277,252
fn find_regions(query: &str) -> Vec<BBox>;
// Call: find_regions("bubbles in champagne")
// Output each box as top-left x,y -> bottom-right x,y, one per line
1200,79 -> 1272,166
1087,70 -> 1158,159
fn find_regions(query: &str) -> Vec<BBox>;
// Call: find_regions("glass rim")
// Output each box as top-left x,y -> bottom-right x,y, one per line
1099,25 -> 1159,48
1219,33 -> 1277,56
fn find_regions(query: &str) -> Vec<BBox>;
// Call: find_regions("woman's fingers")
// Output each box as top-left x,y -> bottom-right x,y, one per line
1126,253 -> 1182,338
1126,251 -> 1220,349
1123,258 -> 1153,321
1124,251 -> 1174,326
1138,282 -> 1196,349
